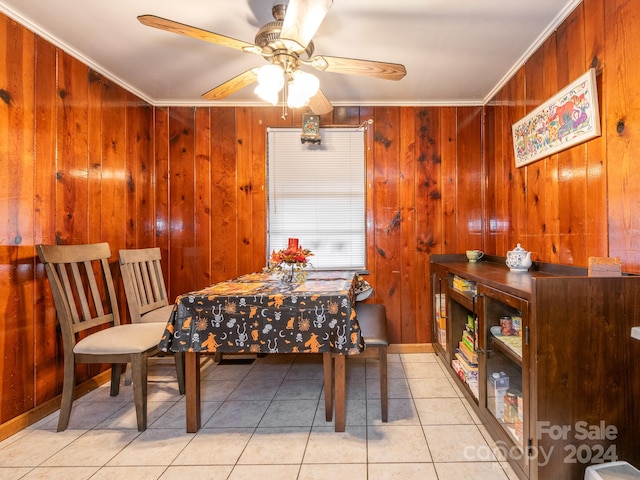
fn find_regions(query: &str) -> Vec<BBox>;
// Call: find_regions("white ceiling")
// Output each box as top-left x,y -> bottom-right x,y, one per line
0,0 -> 580,107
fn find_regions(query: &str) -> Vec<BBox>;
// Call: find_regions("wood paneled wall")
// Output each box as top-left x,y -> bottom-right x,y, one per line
0,15 -> 155,425
153,104 -> 481,346
2,0 -> 640,430
484,0 -> 640,272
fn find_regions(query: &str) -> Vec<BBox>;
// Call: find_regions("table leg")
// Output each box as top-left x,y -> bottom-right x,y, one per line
185,351 -> 201,433
323,352 -> 333,421
334,354 -> 346,432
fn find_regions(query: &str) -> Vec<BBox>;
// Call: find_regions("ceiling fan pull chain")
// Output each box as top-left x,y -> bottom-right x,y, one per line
281,80 -> 288,120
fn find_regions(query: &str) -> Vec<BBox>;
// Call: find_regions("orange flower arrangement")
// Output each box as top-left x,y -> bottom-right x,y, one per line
268,244 -> 313,282
269,246 -> 313,265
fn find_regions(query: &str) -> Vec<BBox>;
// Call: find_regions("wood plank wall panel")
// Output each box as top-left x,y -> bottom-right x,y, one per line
523,41 -> 550,263
235,108 -> 253,277
153,108 -> 171,293
167,107 -> 197,299
126,95 -> 154,249
399,107 -> 418,342
493,88 -> 511,256
99,77 -> 129,320
248,109 -> 268,271
440,107 -> 459,253
605,0 -> 640,270
0,15 -> 36,422
57,54 -> 89,248
33,36 -> 59,406
509,70 -> 529,254
414,108 -> 442,342
556,6 -> 588,265
210,107 -> 239,284
456,106 -> 483,249
371,107 -> 403,343
483,103 -> 497,254
583,0 -> 607,258
194,108 -> 212,289
538,35 -> 561,265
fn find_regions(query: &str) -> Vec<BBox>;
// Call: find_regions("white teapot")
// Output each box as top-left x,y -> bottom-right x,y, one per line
506,244 -> 532,272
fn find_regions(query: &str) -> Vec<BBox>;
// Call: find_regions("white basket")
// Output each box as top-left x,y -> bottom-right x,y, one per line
584,461 -> 640,480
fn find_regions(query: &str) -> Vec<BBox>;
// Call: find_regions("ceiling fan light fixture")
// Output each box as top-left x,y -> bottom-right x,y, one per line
254,64 -> 285,105
287,70 -> 319,108
254,83 -> 279,105
256,64 -> 285,90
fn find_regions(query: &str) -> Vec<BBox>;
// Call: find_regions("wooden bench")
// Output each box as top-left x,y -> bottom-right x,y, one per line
324,302 -> 389,426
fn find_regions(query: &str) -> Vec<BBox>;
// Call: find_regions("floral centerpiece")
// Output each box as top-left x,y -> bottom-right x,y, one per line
267,238 -> 313,283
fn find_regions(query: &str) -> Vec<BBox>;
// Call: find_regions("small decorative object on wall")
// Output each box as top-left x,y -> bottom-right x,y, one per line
301,114 -> 321,145
512,68 -> 601,168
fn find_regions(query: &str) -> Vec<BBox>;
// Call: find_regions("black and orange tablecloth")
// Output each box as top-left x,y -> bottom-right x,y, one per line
159,270 -> 364,355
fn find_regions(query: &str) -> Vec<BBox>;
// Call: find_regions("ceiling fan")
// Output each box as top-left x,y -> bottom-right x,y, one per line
138,0 -> 407,115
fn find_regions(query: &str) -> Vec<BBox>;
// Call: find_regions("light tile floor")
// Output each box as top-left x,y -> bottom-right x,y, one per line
0,353 -> 519,480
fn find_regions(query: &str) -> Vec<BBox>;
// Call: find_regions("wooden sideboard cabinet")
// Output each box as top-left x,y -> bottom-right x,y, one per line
430,254 -> 640,480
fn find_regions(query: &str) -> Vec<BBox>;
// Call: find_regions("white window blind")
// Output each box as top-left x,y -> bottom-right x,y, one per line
267,127 -> 366,270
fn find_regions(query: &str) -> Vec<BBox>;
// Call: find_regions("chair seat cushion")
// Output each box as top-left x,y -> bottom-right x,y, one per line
355,303 -> 389,347
74,322 -> 166,355
140,304 -> 174,324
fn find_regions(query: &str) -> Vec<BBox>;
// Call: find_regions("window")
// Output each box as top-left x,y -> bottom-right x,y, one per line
267,127 -> 366,270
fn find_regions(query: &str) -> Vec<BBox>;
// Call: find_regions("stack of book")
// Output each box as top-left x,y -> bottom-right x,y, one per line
452,314 -> 479,398
452,275 -> 476,294
458,330 -> 478,364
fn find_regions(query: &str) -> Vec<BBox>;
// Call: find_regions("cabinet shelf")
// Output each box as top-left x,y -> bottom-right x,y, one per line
489,327 -> 522,366
448,287 -> 474,310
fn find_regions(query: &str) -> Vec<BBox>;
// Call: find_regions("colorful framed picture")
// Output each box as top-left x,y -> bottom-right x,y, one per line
512,68 -> 601,168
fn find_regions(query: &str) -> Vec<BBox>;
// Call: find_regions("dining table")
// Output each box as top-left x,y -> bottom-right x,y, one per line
158,269 -> 365,432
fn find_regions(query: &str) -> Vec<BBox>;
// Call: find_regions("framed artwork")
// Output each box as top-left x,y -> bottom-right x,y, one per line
512,68 -> 601,168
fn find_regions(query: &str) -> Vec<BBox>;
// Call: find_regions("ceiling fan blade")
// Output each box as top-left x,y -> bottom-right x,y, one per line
202,69 -> 258,100
308,89 -> 334,115
280,0 -> 333,52
310,55 -> 407,81
138,15 -> 256,52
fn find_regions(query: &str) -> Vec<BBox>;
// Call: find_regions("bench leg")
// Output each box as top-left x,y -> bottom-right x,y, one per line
379,347 -> 388,422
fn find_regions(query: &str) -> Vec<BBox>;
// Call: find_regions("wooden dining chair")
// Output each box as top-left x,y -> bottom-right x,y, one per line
118,247 -> 172,324
37,242 -> 167,432
118,247 -> 184,393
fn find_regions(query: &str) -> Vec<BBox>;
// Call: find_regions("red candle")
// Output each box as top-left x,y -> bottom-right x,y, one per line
288,238 -> 299,249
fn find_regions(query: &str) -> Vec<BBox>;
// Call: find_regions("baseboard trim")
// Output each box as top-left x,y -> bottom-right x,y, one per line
0,370 -> 111,442
388,343 -> 434,354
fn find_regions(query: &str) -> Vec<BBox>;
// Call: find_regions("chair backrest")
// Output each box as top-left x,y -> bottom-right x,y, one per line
37,243 -> 121,350
119,247 -> 169,323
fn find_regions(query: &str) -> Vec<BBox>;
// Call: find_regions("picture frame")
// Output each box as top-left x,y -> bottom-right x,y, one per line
512,68 -> 601,168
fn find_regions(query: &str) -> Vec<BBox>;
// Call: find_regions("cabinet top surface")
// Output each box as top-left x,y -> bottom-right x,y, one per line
430,254 -> 593,299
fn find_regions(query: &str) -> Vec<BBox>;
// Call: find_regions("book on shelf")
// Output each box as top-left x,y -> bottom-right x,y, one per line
453,275 -> 476,293
455,352 -> 478,374
466,314 -> 475,331
461,329 -> 475,349
458,341 -> 478,365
